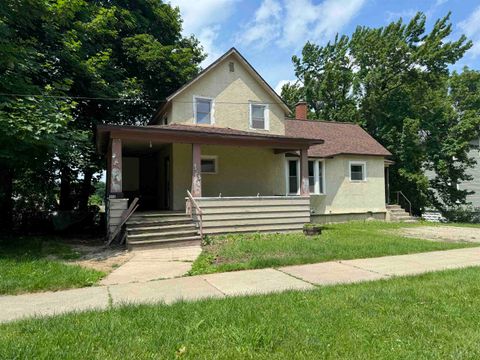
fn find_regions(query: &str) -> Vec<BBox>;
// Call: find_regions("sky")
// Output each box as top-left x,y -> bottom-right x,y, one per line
170,0 -> 480,94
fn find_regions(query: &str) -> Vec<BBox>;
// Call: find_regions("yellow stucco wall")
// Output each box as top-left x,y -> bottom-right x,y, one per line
310,155 -> 386,214
171,143 -> 286,210
168,53 -> 286,135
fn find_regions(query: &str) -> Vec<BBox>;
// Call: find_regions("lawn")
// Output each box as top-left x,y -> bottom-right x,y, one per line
190,221 -> 477,275
1,267 -> 480,359
0,236 -> 105,295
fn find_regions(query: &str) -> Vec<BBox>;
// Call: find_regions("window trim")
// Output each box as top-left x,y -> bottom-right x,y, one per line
285,158 -> 325,195
200,155 -> 218,174
193,95 -> 215,125
285,158 -> 300,195
349,161 -> 367,182
249,102 -> 269,130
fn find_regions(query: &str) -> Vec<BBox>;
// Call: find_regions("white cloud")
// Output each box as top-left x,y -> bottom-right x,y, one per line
274,79 -> 297,95
459,6 -> 480,57
169,0 -> 238,65
385,9 -> 418,22
237,0 -> 366,50
237,0 -> 282,47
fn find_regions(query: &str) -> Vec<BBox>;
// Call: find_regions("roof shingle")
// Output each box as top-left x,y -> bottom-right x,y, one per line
285,119 -> 391,158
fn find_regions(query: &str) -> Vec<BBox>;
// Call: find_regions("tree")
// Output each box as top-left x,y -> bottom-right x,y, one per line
290,35 -> 359,122
0,0 -> 205,230
49,0 -> 205,212
0,0 -> 76,229
283,12 -> 480,214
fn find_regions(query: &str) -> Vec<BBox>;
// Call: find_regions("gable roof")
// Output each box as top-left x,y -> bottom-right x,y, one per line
151,47 -> 291,124
285,119 -> 392,158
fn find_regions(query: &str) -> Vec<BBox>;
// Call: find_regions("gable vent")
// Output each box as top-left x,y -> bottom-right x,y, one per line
229,61 -> 235,72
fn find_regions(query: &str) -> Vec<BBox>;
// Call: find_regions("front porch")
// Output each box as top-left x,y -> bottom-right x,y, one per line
96,124 -> 322,242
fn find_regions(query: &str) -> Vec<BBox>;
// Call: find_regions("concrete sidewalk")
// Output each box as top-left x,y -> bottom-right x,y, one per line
1,247 -> 480,323
100,245 -> 203,285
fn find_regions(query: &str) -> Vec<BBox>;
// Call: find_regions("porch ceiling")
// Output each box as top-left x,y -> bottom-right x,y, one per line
96,124 -> 324,155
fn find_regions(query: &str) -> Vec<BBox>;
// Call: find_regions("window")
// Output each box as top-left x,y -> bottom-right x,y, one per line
194,97 -> 213,124
201,156 -> 217,174
286,159 -> 325,195
318,161 -> 324,194
350,161 -> 366,181
250,103 -> 268,130
288,159 -> 299,194
308,161 -> 315,193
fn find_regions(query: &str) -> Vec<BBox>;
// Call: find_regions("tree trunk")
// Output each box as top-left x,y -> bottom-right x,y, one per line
59,164 -> 73,211
0,164 -> 13,231
78,169 -> 94,212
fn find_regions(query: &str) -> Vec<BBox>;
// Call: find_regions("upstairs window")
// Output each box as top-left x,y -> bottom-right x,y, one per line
194,97 -> 213,124
250,103 -> 268,130
350,161 -> 366,181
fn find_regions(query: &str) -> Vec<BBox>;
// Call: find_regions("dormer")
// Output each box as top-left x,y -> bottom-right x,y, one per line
151,48 -> 291,136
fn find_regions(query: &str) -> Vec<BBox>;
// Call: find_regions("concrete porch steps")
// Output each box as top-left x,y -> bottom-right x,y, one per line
386,204 -> 418,222
127,236 -> 202,250
126,211 -> 200,250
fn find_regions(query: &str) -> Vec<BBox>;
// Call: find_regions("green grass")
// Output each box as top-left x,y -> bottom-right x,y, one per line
0,236 -> 105,295
190,221 -> 477,275
1,267 -> 480,359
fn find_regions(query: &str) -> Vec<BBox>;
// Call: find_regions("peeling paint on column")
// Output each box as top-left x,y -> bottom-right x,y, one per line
191,144 -> 202,197
110,139 -> 122,194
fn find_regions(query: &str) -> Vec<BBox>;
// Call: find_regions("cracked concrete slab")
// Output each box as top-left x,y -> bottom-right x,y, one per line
202,268 -> 314,296
109,276 -> 224,305
0,286 -> 109,323
101,245 -> 202,285
280,261 -> 388,285
343,247 -> 480,276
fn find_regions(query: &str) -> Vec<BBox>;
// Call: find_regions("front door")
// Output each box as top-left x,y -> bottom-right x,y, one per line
139,154 -> 158,210
163,156 -> 171,210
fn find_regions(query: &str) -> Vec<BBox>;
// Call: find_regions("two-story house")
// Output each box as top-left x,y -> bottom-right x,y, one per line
96,48 -> 392,248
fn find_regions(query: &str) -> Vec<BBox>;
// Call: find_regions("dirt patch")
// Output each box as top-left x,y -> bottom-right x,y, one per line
67,244 -> 133,273
399,226 -> 480,243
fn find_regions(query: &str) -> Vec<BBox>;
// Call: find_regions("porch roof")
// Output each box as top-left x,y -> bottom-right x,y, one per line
96,124 -> 324,154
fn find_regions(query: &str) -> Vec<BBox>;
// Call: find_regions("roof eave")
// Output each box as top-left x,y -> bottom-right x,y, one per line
96,124 -> 322,155
158,48 -> 291,116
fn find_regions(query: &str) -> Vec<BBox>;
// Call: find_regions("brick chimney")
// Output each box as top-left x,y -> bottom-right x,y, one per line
295,101 -> 307,120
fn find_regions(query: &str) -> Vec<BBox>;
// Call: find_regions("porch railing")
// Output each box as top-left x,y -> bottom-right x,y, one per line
395,191 -> 412,216
186,190 -> 203,239
107,197 -> 139,246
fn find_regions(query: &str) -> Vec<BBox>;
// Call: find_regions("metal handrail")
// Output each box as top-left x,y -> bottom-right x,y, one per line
396,191 -> 412,216
186,190 -> 203,239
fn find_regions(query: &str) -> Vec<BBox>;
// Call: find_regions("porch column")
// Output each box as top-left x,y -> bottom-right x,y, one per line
385,166 -> 390,204
300,148 -> 309,196
191,143 -> 202,197
110,138 -> 123,197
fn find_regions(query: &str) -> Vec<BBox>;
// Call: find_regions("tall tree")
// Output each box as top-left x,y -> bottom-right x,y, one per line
283,12 -> 480,214
0,0 -> 205,230
289,35 -> 359,122
49,0 -> 205,211
0,0 -> 75,229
